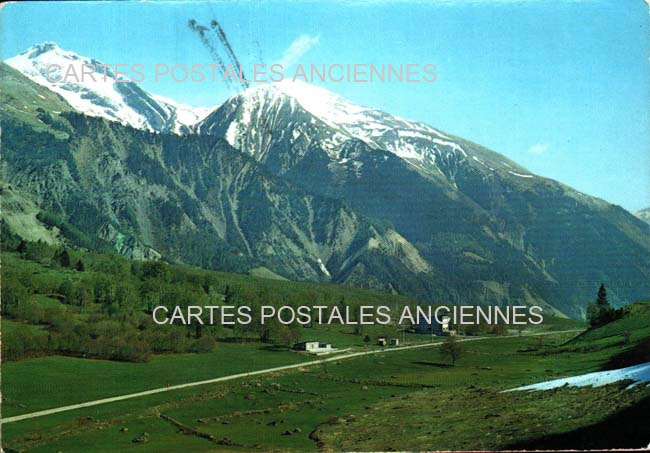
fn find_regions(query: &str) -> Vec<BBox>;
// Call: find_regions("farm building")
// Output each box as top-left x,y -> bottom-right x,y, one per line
293,341 -> 333,353
414,315 -> 452,336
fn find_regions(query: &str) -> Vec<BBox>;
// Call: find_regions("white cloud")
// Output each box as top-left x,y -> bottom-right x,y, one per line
277,34 -> 320,68
528,143 -> 549,155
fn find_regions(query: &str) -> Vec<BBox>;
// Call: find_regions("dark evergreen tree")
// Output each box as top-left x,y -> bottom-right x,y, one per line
588,283 -> 620,328
59,249 -> 71,267
17,239 -> 27,255
223,284 -> 234,305
75,259 -> 85,272
596,283 -> 608,306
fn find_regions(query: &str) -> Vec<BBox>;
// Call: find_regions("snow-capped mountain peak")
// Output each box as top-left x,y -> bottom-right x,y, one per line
201,79 -> 521,179
5,42 -> 212,133
8,42 -> 533,179
21,42 -> 69,60
243,79 -> 453,148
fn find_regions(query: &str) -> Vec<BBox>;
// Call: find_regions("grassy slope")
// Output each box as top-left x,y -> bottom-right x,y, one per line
315,302 -> 650,451
8,329 -> 650,452
558,301 -> 650,368
0,62 -> 73,136
1,345 -> 308,418
0,249 -> 420,415
1,248 -> 605,452
3,302 -> 648,451
0,208 -> 643,452
569,301 -> 650,344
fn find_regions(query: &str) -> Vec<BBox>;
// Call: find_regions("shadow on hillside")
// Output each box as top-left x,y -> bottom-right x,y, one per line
259,344 -> 292,352
604,338 -> 650,370
412,361 -> 453,368
504,395 -> 650,451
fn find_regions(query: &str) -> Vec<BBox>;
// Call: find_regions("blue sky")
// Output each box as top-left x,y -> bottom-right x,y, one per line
2,0 -> 648,211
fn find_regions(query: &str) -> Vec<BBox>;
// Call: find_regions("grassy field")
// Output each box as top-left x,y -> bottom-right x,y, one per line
3,319 -> 649,452
0,316 -> 582,418
2,244 -> 648,451
1,343 -> 309,418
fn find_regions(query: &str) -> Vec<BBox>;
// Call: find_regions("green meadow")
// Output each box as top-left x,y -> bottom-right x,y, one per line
4,320 -> 650,452
2,241 -> 649,451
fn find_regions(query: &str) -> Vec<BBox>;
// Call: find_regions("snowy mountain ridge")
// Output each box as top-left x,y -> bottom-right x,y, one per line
3,42 -> 650,316
198,79 -> 535,184
5,42 -> 534,180
5,42 -> 212,133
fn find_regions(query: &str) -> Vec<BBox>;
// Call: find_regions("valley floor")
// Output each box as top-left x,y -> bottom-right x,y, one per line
3,327 -> 650,452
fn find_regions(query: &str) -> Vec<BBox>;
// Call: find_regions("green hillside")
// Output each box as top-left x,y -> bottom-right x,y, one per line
0,62 -> 73,135
561,301 -> 650,369
570,301 -> 650,344
0,231 -> 421,364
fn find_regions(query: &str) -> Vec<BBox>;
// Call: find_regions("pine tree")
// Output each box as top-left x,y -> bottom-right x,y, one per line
59,249 -> 71,267
353,304 -> 365,335
588,283 -> 618,328
75,259 -> 85,272
223,285 -> 234,305
17,239 -> 27,255
596,283 -> 608,306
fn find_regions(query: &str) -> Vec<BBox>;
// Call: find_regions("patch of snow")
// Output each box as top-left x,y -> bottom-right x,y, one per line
316,258 -> 331,278
505,362 -> 650,392
225,121 -> 239,148
150,94 -> 213,131
6,43 -> 150,129
508,170 -> 534,178
252,80 -> 464,166
399,130 -> 429,140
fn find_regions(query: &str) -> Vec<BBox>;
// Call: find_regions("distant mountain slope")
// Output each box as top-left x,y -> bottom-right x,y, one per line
4,42 -> 650,317
5,43 -> 212,133
0,183 -> 61,245
197,81 -> 650,317
0,62 -> 434,292
635,208 -> 650,226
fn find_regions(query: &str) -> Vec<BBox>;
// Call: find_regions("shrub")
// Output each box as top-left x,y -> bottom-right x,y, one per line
190,336 -> 216,353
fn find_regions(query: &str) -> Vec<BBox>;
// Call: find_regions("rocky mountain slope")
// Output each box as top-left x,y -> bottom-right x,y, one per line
196,81 -> 650,316
0,62 -> 432,291
3,42 -> 649,317
0,183 -> 62,245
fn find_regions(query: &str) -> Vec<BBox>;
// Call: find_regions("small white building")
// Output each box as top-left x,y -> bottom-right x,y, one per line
390,338 -> 399,346
293,341 -> 333,353
378,337 -> 387,347
441,316 -> 452,333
